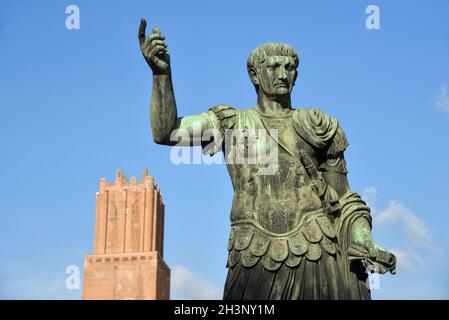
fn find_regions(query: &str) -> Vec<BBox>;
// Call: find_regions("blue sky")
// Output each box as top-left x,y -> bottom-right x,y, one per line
0,0 -> 448,299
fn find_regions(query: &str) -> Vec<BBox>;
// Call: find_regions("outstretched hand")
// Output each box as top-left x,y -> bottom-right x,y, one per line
350,237 -> 397,274
138,19 -> 171,74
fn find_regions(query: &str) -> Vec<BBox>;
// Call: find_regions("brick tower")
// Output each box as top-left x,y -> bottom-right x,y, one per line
82,169 -> 170,300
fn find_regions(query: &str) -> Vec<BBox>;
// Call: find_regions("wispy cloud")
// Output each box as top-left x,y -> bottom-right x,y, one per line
376,200 -> 431,247
435,83 -> 449,116
389,247 -> 424,274
171,265 -> 222,300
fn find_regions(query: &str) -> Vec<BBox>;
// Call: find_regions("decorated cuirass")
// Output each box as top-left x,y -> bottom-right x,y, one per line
209,106 -> 344,271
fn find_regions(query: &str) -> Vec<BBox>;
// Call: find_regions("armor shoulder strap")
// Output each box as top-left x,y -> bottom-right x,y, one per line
208,105 -> 237,133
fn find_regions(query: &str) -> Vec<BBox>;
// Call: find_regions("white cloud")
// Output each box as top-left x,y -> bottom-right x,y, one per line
435,83 -> 449,116
375,200 -> 431,246
170,265 -> 222,300
389,248 -> 424,274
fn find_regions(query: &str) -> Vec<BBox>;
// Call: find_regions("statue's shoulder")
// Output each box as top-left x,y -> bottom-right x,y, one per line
208,105 -> 262,130
293,107 -> 335,125
208,104 -> 237,130
293,107 -> 349,155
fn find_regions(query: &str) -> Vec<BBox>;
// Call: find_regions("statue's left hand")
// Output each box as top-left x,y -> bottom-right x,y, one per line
350,229 -> 397,274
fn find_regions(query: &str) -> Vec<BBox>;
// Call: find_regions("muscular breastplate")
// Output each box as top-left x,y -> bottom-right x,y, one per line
224,108 -> 338,270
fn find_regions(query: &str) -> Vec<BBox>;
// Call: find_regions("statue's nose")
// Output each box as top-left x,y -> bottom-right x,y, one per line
278,67 -> 288,79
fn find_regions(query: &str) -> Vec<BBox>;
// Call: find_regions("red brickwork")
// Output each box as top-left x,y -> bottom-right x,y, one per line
82,169 -> 170,300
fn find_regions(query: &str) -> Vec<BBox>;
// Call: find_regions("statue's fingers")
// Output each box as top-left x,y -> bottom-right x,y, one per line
147,33 -> 166,43
144,44 -> 153,56
140,38 -> 150,52
148,45 -> 167,58
138,19 -> 147,45
152,27 -> 161,35
145,39 -> 165,54
145,42 -> 164,55
149,40 -> 167,48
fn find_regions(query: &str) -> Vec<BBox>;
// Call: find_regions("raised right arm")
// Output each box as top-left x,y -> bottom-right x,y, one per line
139,19 -> 215,146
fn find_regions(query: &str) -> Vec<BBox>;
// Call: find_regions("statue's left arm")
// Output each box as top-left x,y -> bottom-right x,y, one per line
320,126 -> 396,274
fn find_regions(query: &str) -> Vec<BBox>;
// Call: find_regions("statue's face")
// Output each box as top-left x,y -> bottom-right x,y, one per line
256,55 -> 297,98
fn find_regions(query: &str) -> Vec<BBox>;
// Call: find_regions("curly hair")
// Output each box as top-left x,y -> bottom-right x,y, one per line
247,43 -> 299,73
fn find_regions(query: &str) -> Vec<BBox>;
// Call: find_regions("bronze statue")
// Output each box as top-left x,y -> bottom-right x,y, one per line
138,19 -> 396,300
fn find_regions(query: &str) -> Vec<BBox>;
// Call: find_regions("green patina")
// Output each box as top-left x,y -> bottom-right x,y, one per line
138,19 -> 396,300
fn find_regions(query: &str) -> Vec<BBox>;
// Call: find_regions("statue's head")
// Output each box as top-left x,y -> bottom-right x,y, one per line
247,43 -> 299,99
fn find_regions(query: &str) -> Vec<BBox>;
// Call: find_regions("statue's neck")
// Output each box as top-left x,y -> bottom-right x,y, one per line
256,93 -> 292,116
